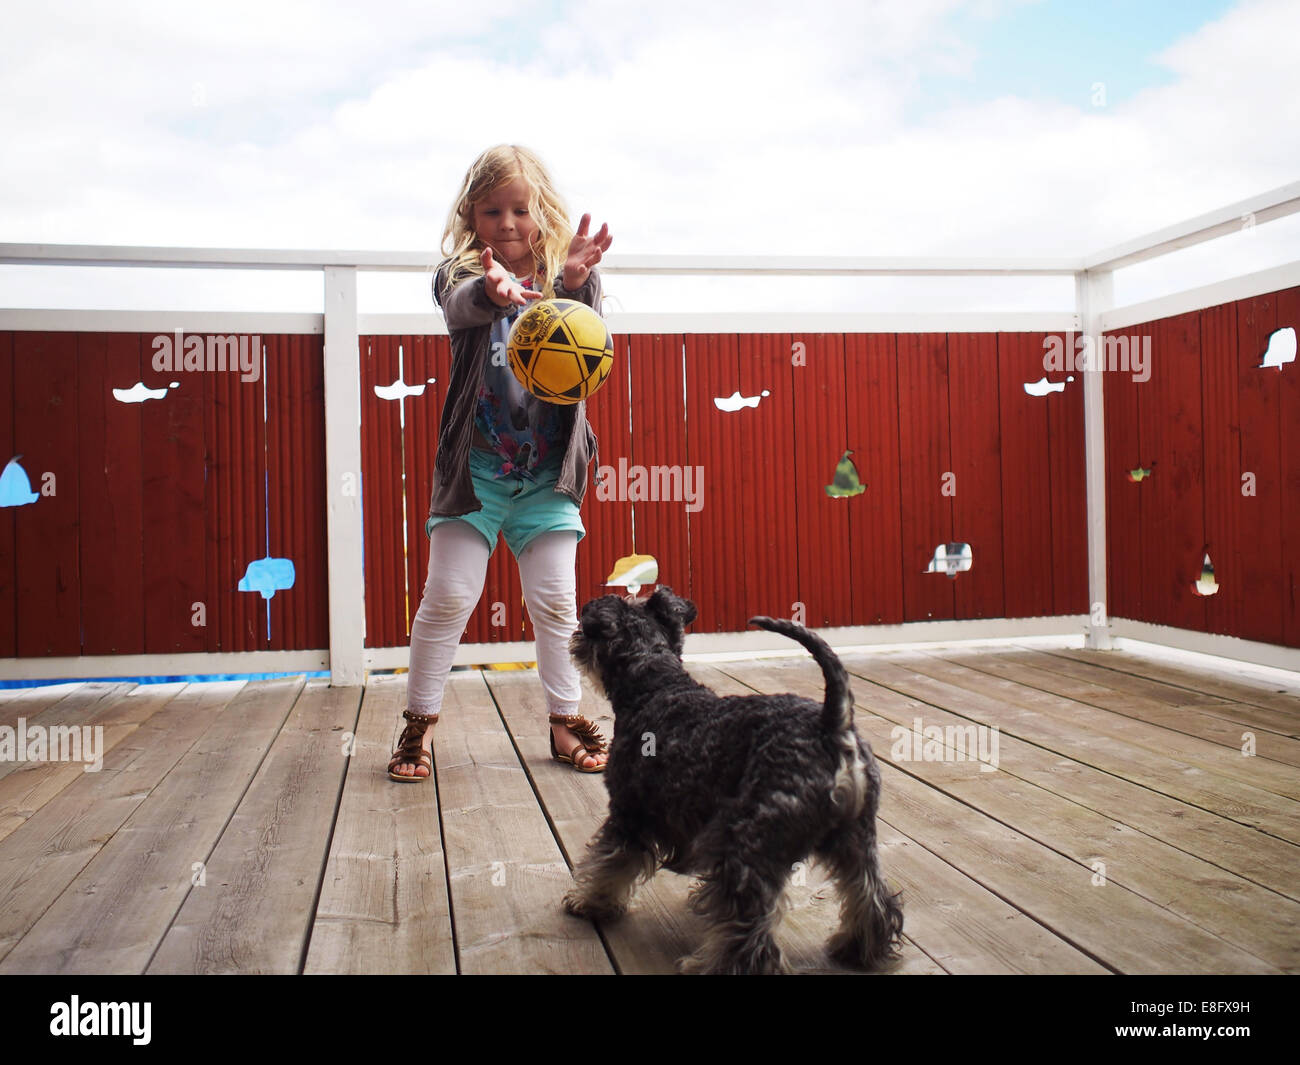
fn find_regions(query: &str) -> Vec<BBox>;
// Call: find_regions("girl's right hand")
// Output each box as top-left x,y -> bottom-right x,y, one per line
481,247 -> 542,307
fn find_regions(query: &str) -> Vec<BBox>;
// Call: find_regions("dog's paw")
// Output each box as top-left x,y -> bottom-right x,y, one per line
563,891 -> 627,922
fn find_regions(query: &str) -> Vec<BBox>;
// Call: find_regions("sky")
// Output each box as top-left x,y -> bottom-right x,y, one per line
1,0 -> 1297,314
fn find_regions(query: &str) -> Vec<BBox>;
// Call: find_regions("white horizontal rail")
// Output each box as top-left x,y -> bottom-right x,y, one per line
0,243 -> 1080,276
0,309 -> 1081,336
1100,259 -> 1300,332
1084,179 -> 1300,272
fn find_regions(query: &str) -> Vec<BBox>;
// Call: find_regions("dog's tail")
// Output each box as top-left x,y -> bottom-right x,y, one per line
747,616 -> 854,735
748,615 -> 868,815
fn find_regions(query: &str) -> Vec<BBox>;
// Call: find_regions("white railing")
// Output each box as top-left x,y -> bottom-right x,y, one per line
2,180 -> 1298,683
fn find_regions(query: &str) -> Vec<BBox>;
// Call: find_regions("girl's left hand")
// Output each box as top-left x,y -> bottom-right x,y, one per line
563,213 -> 613,291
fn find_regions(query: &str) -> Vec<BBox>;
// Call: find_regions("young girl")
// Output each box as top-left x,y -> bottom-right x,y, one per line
389,144 -> 614,782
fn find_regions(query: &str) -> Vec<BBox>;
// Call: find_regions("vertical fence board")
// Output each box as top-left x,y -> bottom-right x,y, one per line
361,335 -> 404,649
898,333 -> 955,622
1047,334 -> 1089,616
1277,286 -> 1300,647
265,335 -> 328,651
1234,293 -> 1283,643
0,332 -> 13,657
999,333 -> 1058,618
622,334 -> 685,600
792,333 -> 854,627
1103,328 -> 1143,622
400,333 -> 446,643
684,334 -> 737,633
14,333 -> 82,655
843,333 -> 904,625
78,333 -> 144,655
0,331 -> 11,657
1199,302 -> 1242,639
947,332 -> 1005,620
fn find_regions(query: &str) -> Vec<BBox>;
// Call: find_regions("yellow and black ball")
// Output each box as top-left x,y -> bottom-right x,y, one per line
506,298 -> 614,405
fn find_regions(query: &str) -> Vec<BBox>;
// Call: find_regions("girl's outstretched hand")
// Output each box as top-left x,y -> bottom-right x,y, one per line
563,213 -> 612,291
481,247 -> 542,307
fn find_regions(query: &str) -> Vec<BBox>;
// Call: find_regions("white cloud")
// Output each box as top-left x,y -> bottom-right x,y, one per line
0,0 -> 1296,312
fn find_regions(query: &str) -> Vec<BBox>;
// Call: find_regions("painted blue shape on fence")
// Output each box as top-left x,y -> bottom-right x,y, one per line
0,457 -> 40,507
238,556 -> 296,600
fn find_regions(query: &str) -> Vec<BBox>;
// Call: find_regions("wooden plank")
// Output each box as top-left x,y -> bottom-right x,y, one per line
1049,646 -> 1300,714
0,682 -> 86,729
1011,647 -> 1300,738
989,648 -> 1300,765
873,819 -> 1105,975
0,682 -> 180,843
915,644 -> 1300,795
0,680 -> 277,974
433,671 -> 611,974
0,681 -> 244,964
844,651 -> 1300,891
305,674 -> 455,975
148,678 -> 357,974
878,759 -> 1276,973
486,667 -> 696,974
719,656 -> 1298,972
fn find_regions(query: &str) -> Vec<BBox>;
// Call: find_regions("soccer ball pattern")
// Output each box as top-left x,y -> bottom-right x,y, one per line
506,299 -> 614,405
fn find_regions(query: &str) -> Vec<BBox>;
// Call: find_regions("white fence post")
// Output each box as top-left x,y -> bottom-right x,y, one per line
323,266 -> 364,685
1077,267 -> 1114,651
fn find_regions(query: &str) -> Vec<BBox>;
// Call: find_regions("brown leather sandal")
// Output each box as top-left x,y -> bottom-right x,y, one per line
388,709 -> 438,782
549,713 -> 608,773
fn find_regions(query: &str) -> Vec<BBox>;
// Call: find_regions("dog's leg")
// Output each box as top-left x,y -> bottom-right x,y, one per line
563,818 -> 653,922
680,848 -> 791,975
820,817 -> 904,970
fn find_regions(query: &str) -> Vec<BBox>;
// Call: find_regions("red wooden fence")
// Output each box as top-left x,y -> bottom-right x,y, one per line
1105,285 -> 1300,648
2,291 -> 1295,663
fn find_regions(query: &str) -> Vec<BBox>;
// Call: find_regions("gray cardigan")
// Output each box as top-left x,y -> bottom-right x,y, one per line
427,262 -> 602,520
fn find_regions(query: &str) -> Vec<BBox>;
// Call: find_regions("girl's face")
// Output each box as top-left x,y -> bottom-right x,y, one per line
472,175 -> 539,278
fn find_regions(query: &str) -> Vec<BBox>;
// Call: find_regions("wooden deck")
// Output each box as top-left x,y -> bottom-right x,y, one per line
0,644 -> 1297,975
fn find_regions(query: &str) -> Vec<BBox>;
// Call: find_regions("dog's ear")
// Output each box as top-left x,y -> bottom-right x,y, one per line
645,587 -> 697,651
579,596 -> 622,639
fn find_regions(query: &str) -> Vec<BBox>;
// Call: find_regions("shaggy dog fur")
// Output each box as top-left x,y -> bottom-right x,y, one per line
564,587 -> 904,974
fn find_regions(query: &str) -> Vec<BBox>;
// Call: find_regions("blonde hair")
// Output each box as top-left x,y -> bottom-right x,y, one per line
439,145 -> 573,299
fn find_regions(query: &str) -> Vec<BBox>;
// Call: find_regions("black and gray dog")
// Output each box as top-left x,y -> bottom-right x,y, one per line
565,587 -> 903,975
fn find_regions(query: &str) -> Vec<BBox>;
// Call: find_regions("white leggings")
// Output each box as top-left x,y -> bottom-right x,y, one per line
406,521 -> 582,719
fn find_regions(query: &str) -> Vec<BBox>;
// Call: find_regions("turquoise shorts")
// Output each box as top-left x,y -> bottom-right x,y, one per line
425,449 -> 585,557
